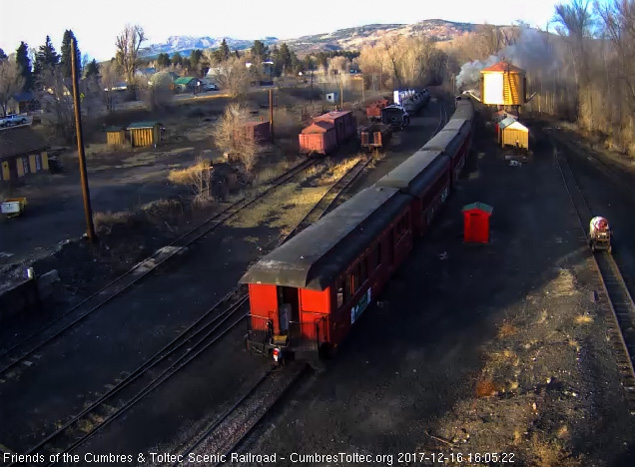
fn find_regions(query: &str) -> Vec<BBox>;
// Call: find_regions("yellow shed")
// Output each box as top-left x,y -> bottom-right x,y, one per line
499,117 -> 529,150
105,126 -> 126,146
128,121 -> 164,148
0,127 -> 50,181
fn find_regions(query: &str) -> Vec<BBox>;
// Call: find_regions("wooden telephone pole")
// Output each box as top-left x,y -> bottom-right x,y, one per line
71,38 -> 96,242
269,88 -> 274,143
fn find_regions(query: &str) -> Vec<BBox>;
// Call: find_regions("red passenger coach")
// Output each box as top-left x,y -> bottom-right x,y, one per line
423,120 -> 471,186
240,186 -> 413,363
375,149 -> 451,236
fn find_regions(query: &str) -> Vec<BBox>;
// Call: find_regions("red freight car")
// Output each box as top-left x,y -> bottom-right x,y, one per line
376,149 -> 451,236
243,121 -> 271,143
299,121 -> 338,155
366,99 -> 389,120
313,110 -> 357,146
241,186 -> 413,363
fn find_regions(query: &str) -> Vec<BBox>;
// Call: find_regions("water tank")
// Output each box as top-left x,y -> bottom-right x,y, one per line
479,62 -> 526,106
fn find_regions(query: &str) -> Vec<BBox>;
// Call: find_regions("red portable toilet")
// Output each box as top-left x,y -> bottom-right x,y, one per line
462,202 -> 493,243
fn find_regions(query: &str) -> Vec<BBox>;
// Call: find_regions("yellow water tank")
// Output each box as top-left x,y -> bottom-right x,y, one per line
480,62 -> 526,106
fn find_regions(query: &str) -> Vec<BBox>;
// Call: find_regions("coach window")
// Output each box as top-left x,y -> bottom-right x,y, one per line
336,277 -> 345,309
352,264 -> 361,293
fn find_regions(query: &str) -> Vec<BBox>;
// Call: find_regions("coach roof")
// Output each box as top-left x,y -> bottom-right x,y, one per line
376,149 -> 449,197
240,186 -> 409,291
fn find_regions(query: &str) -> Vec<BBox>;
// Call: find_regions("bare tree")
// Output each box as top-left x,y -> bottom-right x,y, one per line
0,59 -> 24,116
115,24 -> 146,84
214,56 -> 251,98
100,61 -> 121,112
476,24 -> 505,57
168,157 -> 213,204
596,0 -> 635,112
213,103 -> 259,172
328,56 -> 349,74
37,66 -> 75,141
552,0 -> 596,126
359,36 -> 447,90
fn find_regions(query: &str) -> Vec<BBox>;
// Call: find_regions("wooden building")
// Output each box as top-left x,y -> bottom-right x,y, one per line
128,121 -> 164,148
0,127 -> 50,182
173,77 -> 202,93
299,121 -> 337,155
499,117 -> 529,150
105,126 -> 126,146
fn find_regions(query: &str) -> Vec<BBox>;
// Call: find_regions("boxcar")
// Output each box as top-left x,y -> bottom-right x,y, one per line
375,149 -> 451,236
241,186 -> 413,362
299,121 -> 338,155
313,111 -> 357,146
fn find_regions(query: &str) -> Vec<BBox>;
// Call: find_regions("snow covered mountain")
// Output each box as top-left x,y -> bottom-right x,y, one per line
140,36 -> 278,58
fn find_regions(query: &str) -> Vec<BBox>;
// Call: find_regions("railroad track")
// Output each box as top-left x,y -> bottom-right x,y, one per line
283,156 -> 373,241
554,144 -> 635,415
10,156 -> 370,464
10,287 -> 250,467
0,158 -> 318,378
433,103 -> 448,136
173,363 -> 309,467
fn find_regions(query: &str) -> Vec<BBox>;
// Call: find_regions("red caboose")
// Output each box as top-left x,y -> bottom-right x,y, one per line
240,186 -> 413,364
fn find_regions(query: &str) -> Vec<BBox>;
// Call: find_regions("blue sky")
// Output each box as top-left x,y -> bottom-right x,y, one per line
0,0 -> 562,61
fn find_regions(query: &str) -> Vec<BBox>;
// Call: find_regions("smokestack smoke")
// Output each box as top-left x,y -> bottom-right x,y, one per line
455,27 -> 558,91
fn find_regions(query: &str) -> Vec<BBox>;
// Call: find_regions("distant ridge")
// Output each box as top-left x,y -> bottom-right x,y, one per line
138,19 -> 478,58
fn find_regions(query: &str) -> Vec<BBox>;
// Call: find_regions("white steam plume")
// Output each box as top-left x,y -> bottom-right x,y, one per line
455,28 -> 558,91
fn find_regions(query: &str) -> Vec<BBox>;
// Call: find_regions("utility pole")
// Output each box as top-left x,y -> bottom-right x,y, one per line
310,69 -> 314,105
361,77 -> 365,102
269,88 -> 274,143
71,38 -> 96,242
339,76 -> 344,109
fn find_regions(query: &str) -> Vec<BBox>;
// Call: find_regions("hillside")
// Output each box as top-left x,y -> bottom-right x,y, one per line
138,19 -> 478,58
286,19 -> 476,53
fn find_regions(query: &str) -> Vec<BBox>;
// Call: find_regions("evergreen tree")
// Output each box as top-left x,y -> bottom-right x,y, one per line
220,39 -> 230,61
0,48 -> 7,61
172,52 -> 183,67
290,51 -> 301,74
315,51 -> 328,71
251,40 -> 269,61
85,59 -> 100,78
34,35 -> 60,79
190,49 -> 203,74
212,39 -> 231,64
156,53 -> 171,69
60,29 -> 81,79
278,43 -> 292,74
271,45 -> 281,77
16,41 -> 33,91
